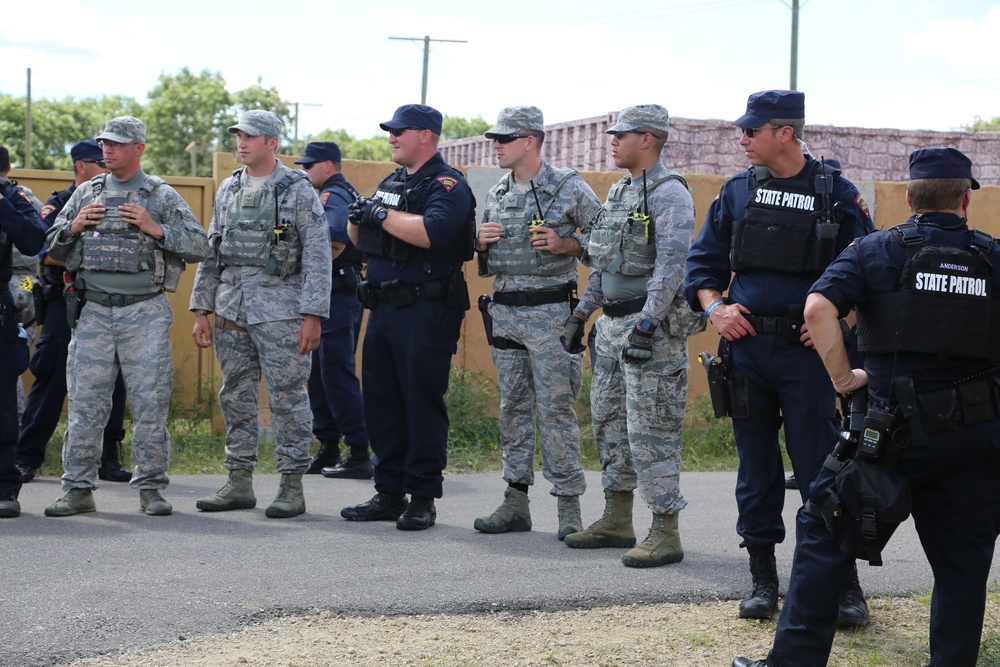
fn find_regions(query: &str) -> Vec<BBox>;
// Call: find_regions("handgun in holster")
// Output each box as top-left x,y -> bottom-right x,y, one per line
698,350 -> 730,418
698,339 -> 749,419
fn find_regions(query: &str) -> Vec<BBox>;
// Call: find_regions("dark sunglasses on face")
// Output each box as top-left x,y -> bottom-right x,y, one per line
388,127 -> 424,137
610,131 -> 647,140
81,159 -> 107,167
742,125 -> 782,138
493,134 -> 534,144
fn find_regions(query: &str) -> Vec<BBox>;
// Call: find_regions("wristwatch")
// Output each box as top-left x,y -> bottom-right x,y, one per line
638,319 -> 657,333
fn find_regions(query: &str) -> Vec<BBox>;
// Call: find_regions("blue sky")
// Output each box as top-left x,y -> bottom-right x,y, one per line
3,0 -> 998,141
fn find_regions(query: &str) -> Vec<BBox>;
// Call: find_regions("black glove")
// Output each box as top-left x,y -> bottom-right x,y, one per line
560,315 -> 586,354
354,197 -> 388,228
347,197 -> 366,226
622,320 -> 656,363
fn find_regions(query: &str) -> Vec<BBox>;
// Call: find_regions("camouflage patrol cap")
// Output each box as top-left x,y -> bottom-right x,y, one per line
228,110 -> 283,138
96,116 -> 146,144
606,105 -> 669,136
485,106 -> 544,138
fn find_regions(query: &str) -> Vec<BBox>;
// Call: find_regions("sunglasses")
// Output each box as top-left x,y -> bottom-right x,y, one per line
493,134 -> 535,144
81,159 -> 107,168
610,131 -> 647,140
742,125 -> 783,138
301,162 -> 320,170
388,127 -> 424,137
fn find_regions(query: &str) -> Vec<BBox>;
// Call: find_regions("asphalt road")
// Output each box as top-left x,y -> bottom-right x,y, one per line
2,471 -> 988,666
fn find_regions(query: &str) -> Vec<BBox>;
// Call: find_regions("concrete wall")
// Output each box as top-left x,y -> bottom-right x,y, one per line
441,115 -> 1000,186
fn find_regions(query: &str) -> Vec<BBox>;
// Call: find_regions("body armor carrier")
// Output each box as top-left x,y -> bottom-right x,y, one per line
65,174 -> 184,292
325,179 -> 363,265
356,164 -> 474,264
730,162 -> 841,273
857,222 -> 1000,360
217,167 -> 309,278
589,171 -> 688,276
485,167 -> 578,276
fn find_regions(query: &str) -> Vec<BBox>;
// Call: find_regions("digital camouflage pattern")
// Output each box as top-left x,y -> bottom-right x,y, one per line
485,106 -> 545,137
606,104 -> 670,135
96,116 -> 146,144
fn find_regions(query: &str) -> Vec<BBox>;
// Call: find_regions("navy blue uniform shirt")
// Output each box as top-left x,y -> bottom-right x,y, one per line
0,183 -> 46,285
686,156 -> 873,314
319,173 -> 360,269
811,211 -> 1000,402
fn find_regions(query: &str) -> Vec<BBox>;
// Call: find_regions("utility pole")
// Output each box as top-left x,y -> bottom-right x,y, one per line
290,101 -> 323,155
789,0 -> 799,90
388,35 -> 467,104
25,68 -> 32,169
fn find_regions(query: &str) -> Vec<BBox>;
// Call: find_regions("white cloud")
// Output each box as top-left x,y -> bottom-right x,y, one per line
905,5 -> 1000,79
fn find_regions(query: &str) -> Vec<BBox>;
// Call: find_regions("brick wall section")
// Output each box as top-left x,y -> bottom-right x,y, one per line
441,114 -> 1000,186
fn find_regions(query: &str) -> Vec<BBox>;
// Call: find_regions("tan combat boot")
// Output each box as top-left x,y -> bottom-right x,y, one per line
44,488 -> 96,517
563,489 -> 636,549
196,469 -> 256,512
139,489 -> 173,516
556,495 -> 583,541
622,511 -> 683,568
265,473 -> 305,518
474,487 -> 531,533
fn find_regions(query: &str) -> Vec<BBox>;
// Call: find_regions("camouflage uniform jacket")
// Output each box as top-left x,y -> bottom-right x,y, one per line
479,160 -> 601,292
577,161 -> 695,325
189,160 -> 332,324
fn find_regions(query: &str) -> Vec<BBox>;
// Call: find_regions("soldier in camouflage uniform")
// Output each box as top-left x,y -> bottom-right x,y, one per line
191,110 -> 331,519
42,116 -> 209,517
562,105 -> 705,567
473,106 -> 602,540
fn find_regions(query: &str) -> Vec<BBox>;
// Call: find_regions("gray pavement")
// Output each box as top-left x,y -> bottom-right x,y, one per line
1,471 -> 988,666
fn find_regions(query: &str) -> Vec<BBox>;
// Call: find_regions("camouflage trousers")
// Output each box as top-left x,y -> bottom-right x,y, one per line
591,314 -> 688,514
63,294 -> 174,491
214,318 -> 312,474
490,300 -> 585,496
10,271 -> 37,421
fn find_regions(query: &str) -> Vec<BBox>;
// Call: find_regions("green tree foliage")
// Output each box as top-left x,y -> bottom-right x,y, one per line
441,115 -> 489,141
144,67 -> 232,178
222,79 -> 293,152
965,115 -> 1000,132
308,128 -> 393,162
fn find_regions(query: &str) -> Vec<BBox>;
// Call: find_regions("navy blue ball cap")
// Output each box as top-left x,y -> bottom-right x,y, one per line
70,139 -> 103,163
379,104 -> 443,135
294,141 -> 342,165
909,147 -> 980,189
733,90 -> 805,129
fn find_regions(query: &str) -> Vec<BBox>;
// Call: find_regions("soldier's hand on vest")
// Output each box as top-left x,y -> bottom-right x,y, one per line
120,203 -> 163,239
622,321 -> 656,362
560,315 -> 586,354
71,203 -> 106,235
477,222 -> 502,252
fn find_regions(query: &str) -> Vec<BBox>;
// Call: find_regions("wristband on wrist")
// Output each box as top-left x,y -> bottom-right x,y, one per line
194,312 -> 209,318
706,300 -> 724,317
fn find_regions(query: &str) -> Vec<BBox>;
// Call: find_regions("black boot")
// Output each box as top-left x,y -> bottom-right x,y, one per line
98,441 -> 131,482
739,545 -> 779,619
837,561 -> 871,627
306,441 -> 341,475
322,445 -> 373,479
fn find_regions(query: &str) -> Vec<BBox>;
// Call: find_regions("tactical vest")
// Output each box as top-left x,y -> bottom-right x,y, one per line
217,168 -> 310,277
589,171 -> 688,276
485,167 -> 578,276
65,174 -> 184,292
325,179 -> 363,265
356,164 -> 474,264
856,222 -> 1000,360
730,162 -> 841,273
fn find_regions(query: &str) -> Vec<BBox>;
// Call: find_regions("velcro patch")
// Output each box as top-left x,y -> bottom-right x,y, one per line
40,203 -> 57,219
436,176 -> 458,193
319,191 -> 331,206
856,194 -> 871,220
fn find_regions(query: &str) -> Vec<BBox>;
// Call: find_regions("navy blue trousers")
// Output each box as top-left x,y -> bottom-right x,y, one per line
729,332 -> 840,548
1,290 -> 30,496
362,298 -> 462,499
307,290 -> 367,449
769,421 -> 1000,666
16,296 -> 126,470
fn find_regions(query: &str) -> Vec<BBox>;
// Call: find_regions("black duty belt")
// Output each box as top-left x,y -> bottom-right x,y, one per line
604,295 -> 647,318
746,315 -> 803,336
84,290 -> 161,308
491,286 -> 571,307
359,278 -> 447,310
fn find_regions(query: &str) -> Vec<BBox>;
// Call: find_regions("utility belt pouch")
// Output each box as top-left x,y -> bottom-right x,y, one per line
728,372 -> 750,419
265,241 -> 300,279
31,278 -> 47,326
478,295 -> 495,346
918,387 -> 958,434
445,270 -> 470,311
894,376 -> 927,447
381,280 -> 417,308
357,281 -> 381,311
784,304 -> 806,345
334,267 -> 360,293
958,380 -> 996,425
64,283 -> 85,329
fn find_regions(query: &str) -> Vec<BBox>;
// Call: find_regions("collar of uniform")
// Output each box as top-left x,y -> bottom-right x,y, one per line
242,159 -> 285,188
912,211 -> 967,230
321,173 -> 346,190
405,152 -> 447,181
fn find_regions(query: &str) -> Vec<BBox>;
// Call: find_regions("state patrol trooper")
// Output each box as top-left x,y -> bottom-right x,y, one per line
563,104 -> 704,567
16,140 -> 131,485
293,141 -> 372,480
0,144 -> 47,518
191,110 -> 332,519
685,91 -> 873,623
340,104 -> 475,531
43,117 -> 209,517
472,106 -> 601,540
735,149 -> 1000,666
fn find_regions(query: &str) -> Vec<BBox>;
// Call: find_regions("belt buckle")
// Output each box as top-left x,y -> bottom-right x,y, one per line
109,294 -> 126,308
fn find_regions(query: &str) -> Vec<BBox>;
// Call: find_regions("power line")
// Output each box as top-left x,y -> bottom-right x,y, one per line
388,36 -> 467,105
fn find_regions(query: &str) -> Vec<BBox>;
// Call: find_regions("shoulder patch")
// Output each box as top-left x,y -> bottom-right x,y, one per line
436,176 -> 458,193
855,193 -> 871,220
40,204 -> 57,219
319,191 -> 331,206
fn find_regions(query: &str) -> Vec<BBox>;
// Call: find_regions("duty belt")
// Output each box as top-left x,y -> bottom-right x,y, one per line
491,285 -> 572,308
359,278 -> 447,310
84,290 -> 161,308
604,295 -> 647,318
746,315 -> 803,336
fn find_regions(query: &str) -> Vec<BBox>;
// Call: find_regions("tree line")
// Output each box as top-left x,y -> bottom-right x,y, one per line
1,67 -> 490,178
